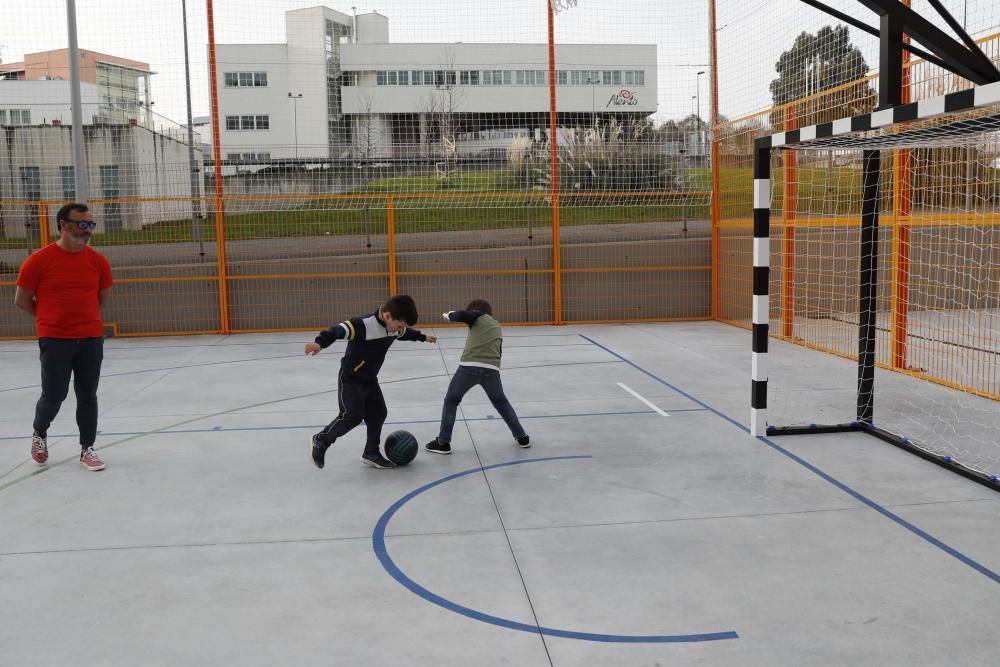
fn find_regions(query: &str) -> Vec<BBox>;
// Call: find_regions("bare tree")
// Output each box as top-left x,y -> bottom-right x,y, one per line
352,92 -> 380,161
415,51 -> 466,182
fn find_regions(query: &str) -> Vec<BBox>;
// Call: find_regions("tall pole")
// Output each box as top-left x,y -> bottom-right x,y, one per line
546,0 -> 562,324
206,0 -> 231,334
858,13 -> 904,425
66,0 -> 89,204
588,77 -> 596,127
709,0 -> 722,320
696,70 -> 705,156
181,0 -> 204,255
288,92 -> 302,159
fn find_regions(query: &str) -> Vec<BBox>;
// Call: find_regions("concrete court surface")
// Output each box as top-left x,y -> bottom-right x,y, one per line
1,321 -> 998,666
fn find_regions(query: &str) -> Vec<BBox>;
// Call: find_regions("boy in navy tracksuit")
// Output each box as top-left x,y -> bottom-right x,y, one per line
305,295 -> 436,469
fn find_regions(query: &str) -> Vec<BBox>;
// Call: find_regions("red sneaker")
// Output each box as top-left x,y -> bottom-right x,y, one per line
31,433 -> 48,465
80,447 -> 105,471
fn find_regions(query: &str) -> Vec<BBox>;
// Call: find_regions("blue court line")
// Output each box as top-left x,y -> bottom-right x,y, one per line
579,335 -> 1000,586
373,455 -> 739,643
0,408 -> 706,442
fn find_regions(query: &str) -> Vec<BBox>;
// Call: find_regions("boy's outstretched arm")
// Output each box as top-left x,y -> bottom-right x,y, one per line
398,326 -> 436,344
443,310 -> 483,326
305,320 -> 356,355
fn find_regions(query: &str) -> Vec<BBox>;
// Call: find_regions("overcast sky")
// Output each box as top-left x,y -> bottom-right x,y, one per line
3,0 -> 997,125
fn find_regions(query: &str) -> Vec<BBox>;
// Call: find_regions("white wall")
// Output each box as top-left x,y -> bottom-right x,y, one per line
215,44 -> 305,159
354,12 -> 388,43
0,81 -> 101,124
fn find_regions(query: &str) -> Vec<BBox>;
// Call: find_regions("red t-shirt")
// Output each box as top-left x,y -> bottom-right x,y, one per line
16,243 -> 113,339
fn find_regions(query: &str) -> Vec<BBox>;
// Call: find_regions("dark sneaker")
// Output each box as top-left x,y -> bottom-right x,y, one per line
31,433 -> 48,466
362,453 -> 397,469
311,433 -> 330,469
516,435 -> 531,448
80,447 -> 105,471
424,438 -> 452,455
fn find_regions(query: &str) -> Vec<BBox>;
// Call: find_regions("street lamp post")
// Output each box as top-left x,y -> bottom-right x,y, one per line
288,92 -> 302,159
587,76 -> 597,127
696,70 -> 705,158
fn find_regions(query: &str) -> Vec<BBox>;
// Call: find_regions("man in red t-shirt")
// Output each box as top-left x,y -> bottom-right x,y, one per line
15,203 -> 113,471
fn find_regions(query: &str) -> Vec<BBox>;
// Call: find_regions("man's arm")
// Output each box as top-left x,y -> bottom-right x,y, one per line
98,288 -> 111,308
13,286 -> 36,317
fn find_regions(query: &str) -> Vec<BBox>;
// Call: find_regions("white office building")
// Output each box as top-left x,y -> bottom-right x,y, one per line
215,6 -> 657,161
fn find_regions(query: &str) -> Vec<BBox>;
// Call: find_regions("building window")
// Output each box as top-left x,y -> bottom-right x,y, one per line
446,70 -> 456,86
61,166 -> 75,201
387,70 -> 398,85
625,70 -> 634,85
557,70 -> 568,85
224,71 -> 268,88
434,70 -> 445,86
342,72 -> 357,86
460,71 -> 469,85
571,71 -> 582,86
535,71 -> 545,85
6,109 -> 31,125
225,115 -> 269,130
100,165 -> 122,230
376,71 -> 387,86
423,71 -> 434,85
516,70 -> 525,85
503,70 -> 512,85
636,70 -> 645,85
611,70 -> 622,85
398,71 -> 409,85
228,152 -> 271,161
411,70 -> 423,86
470,70 -> 479,85
20,167 -> 41,200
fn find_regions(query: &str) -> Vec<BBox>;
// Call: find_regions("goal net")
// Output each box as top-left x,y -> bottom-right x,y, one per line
753,84 -> 1000,486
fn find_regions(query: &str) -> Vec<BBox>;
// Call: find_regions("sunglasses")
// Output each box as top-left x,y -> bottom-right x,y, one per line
62,220 -> 97,230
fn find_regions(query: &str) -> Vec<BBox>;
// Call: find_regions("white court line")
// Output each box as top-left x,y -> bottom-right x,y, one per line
616,382 -> 670,416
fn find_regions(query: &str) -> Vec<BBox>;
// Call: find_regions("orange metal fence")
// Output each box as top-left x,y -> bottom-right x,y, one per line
1,189 -> 712,338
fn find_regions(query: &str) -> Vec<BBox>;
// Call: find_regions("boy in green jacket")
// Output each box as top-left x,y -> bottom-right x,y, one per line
425,299 -> 529,454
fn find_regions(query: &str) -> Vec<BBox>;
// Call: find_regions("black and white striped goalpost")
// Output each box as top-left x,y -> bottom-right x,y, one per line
750,138 -> 770,437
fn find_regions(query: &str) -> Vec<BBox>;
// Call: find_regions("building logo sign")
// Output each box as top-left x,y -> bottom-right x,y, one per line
606,89 -> 639,107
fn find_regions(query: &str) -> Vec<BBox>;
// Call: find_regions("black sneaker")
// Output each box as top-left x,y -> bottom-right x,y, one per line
311,434 -> 330,469
424,438 -> 452,455
516,435 -> 531,448
362,453 -> 397,469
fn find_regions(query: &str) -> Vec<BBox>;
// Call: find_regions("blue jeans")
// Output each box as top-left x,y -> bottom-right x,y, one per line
438,366 -> 526,444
